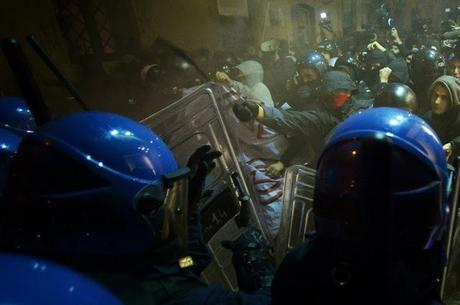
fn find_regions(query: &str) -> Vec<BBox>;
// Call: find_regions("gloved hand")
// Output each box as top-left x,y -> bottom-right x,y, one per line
187,145 -> 222,208
221,227 -> 275,292
215,71 -> 231,83
232,100 -> 260,122
266,161 -> 284,178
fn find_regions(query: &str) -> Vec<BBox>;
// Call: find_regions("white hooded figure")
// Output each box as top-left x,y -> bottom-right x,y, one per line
226,60 -> 275,107
221,85 -> 286,240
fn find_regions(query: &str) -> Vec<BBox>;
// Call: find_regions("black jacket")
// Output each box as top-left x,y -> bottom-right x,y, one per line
272,235 -> 444,305
261,71 -> 372,166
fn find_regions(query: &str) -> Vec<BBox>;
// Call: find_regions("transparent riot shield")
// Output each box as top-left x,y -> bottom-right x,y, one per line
140,82 -> 265,290
214,84 -> 290,242
274,165 -> 316,264
441,162 -> 460,303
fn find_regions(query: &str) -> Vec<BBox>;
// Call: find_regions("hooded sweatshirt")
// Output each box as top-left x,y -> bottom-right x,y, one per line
424,75 -> 460,159
229,60 -> 275,107
323,70 -> 357,94
321,71 -> 373,121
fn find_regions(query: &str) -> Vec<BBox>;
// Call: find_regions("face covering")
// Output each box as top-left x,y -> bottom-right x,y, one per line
332,93 -> 350,108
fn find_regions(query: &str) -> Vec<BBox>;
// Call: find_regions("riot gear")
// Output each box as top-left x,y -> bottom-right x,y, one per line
221,227 -> 275,293
1,111 -> 183,259
412,48 -> 447,113
0,96 -> 36,197
0,252 -> 122,305
0,96 -> 37,136
297,51 -> 329,79
271,108 -> 447,305
411,48 -> 446,81
447,43 -> 460,78
334,52 -> 363,81
374,83 -> 417,112
315,108 -> 447,247
317,39 -> 338,59
447,43 -> 460,62
0,128 -> 21,196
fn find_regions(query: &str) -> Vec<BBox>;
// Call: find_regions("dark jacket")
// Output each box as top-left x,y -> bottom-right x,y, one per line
424,75 -> 460,160
262,107 -> 338,165
79,209 -> 271,305
261,71 -> 372,166
272,235 -> 444,305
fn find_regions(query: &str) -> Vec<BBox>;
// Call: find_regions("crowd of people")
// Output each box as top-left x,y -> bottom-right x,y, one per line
2,10 -> 460,305
202,24 -> 460,247
215,26 -> 460,168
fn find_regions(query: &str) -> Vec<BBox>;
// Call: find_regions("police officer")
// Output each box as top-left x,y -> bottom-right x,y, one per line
0,96 -> 37,136
334,52 -> 373,102
271,107 -> 447,305
292,51 -> 329,91
317,39 -> 339,67
411,48 -> 446,114
373,83 -> 418,112
447,43 -> 460,79
0,111 -> 271,305
0,129 -> 21,197
0,252 -> 123,305
284,51 -> 329,111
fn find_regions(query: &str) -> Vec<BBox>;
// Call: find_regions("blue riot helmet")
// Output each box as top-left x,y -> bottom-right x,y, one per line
0,128 -> 22,197
0,96 -> 37,136
297,51 -> 329,84
0,96 -> 36,195
1,111 -> 187,260
0,129 -> 22,160
0,252 -> 122,305
314,108 -> 448,251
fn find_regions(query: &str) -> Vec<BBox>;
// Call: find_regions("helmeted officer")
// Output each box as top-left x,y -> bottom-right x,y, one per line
272,108 -> 448,305
0,111 -> 270,305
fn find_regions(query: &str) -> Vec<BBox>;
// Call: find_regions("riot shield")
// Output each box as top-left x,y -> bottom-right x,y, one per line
215,84 -> 289,242
441,162 -> 460,303
274,165 -> 316,264
140,82 -> 265,290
